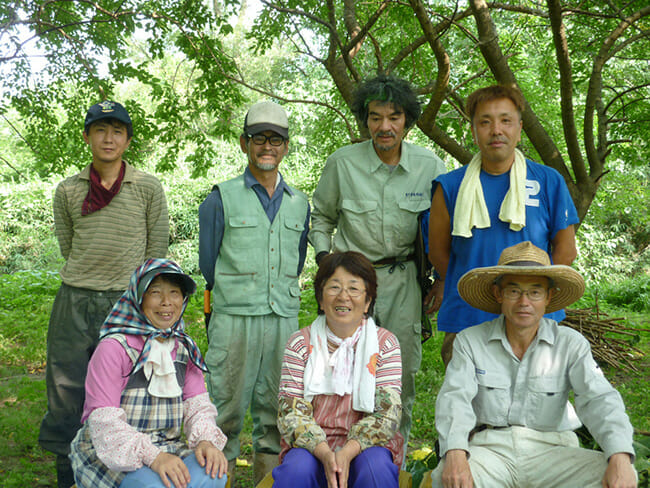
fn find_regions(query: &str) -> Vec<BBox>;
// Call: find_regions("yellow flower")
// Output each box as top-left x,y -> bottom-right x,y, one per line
411,447 -> 433,461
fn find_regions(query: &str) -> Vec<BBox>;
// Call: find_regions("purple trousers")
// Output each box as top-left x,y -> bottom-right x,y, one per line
271,446 -> 399,488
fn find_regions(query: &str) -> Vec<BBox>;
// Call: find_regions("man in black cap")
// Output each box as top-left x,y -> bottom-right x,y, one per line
38,100 -> 169,487
199,101 -> 310,484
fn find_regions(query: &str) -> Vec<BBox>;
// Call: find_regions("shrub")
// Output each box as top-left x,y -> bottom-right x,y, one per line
587,274 -> 650,312
0,179 -> 63,274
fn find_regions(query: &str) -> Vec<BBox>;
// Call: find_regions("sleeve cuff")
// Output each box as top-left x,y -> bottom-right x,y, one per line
603,442 -> 636,463
439,434 -> 470,458
297,431 -> 328,454
142,444 -> 161,467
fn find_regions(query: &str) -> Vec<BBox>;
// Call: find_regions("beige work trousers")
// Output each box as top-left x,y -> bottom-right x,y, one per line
429,426 -> 635,488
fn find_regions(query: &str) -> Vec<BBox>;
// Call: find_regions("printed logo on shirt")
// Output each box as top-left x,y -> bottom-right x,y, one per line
525,179 -> 540,207
404,192 -> 424,199
475,368 -> 486,375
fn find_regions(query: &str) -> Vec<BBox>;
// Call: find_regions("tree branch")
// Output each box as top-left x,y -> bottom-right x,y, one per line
584,6 -> 650,179
343,0 -> 389,56
385,36 -> 428,73
547,0 -> 587,182
408,0 -> 451,128
0,154 -> 23,179
469,0 -> 573,188
604,82 -> 650,114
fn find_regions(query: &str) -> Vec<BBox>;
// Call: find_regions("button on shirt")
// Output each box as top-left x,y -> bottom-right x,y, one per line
436,316 -> 634,460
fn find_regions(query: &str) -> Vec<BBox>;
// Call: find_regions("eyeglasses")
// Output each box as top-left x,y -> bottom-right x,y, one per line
501,286 -> 548,301
323,284 -> 366,298
248,134 -> 286,146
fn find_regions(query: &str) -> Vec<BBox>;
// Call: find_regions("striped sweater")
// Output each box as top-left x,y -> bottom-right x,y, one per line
278,324 -> 404,465
53,162 -> 168,291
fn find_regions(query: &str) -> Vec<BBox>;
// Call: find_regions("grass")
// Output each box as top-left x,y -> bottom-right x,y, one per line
1,271 -> 648,487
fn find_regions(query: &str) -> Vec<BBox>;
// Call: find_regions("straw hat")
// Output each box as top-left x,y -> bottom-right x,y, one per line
457,241 -> 585,314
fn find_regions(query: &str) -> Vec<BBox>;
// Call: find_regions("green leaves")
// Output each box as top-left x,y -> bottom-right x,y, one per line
2,0 -> 650,228
634,437 -> 650,487
1,0 -> 243,177
405,446 -> 438,488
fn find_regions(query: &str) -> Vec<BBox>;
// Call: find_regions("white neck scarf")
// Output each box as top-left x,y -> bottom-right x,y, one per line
143,338 -> 182,398
303,315 -> 379,413
452,148 -> 527,237
326,326 -> 361,395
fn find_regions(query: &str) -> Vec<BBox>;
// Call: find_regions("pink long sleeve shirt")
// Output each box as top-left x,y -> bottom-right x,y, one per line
82,335 -> 226,471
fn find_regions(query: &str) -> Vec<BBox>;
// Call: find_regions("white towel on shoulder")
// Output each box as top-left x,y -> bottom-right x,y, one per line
452,148 -> 527,237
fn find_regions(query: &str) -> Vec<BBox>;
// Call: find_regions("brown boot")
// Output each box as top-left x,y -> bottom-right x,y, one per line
253,452 -> 279,485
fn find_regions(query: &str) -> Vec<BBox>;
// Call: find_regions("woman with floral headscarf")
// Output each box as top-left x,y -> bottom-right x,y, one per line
70,259 -> 228,488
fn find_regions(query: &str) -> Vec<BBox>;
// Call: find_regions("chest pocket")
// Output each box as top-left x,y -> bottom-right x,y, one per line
473,372 -> 511,425
226,216 -> 259,249
395,199 -> 431,247
340,199 -> 378,238
527,375 -> 569,428
341,199 -> 377,215
281,217 -> 305,278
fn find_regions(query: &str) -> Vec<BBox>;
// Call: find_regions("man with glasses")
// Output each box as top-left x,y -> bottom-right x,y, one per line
199,101 -> 310,484
423,241 -> 637,488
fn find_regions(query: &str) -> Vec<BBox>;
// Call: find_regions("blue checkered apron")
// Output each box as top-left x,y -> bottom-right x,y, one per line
70,334 -> 191,488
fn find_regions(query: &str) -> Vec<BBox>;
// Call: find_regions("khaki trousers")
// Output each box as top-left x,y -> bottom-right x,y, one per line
428,426 -> 634,488
373,261 -> 422,450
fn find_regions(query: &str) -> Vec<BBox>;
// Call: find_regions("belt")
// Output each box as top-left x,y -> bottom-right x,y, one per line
476,424 -> 510,432
470,424 -> 510,439
372,254 -> 415,267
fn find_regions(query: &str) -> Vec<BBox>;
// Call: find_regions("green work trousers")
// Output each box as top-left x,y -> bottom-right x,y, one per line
39,284 -> 123,456
373,260 -> 422,450
205,313 -> 298,462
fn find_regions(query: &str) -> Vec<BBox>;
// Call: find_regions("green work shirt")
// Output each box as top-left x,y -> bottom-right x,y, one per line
309,139 -> 446,261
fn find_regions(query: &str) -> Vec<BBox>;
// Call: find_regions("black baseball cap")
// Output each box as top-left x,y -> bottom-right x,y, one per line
137,268 -> 197,299
84,101 -> 133,137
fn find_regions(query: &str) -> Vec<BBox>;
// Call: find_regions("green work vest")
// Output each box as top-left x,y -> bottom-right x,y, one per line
212,175 -> 309,318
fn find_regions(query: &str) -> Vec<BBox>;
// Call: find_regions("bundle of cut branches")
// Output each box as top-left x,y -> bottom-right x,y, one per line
561,306 -> 646,372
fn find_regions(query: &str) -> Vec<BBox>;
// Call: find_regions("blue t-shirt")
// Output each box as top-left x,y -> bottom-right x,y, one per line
436,159 -> 579,333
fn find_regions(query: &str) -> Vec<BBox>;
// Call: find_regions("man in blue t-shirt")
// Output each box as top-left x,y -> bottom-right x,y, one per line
427,85 -> 578,365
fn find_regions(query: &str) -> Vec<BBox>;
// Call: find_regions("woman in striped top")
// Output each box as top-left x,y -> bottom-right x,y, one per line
272,251 -> 404,488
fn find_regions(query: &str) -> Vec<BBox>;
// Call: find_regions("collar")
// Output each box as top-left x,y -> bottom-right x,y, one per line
365,139 -> 411,173
487,315 -> 508,345
79,161 -> 135,182
243,166 -> 294,196
488,315 -> 557,348
535,317 -> 557,345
